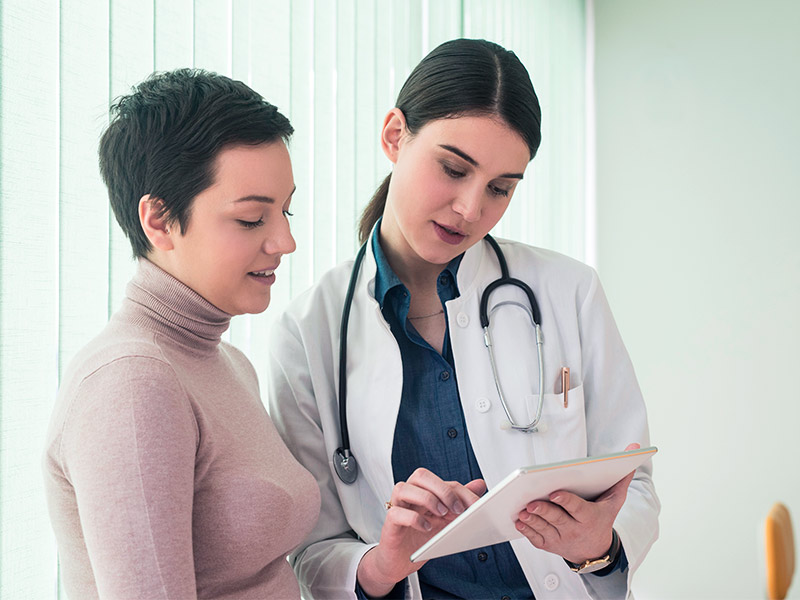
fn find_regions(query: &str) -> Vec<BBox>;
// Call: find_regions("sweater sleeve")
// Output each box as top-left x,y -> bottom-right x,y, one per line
59,356 -> 199,599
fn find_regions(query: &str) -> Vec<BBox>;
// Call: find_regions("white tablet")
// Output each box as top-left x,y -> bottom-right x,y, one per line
410,446 -> 657,562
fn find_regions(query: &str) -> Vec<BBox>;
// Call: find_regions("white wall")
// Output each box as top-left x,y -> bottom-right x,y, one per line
594,0 -> 800,597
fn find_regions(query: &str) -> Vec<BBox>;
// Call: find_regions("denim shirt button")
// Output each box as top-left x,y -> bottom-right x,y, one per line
477,551 -> 488,562
447,428 -> 458,439
441,371 -> 450,381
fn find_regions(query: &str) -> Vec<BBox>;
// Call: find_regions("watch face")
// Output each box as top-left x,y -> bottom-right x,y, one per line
573,557 -> 612,574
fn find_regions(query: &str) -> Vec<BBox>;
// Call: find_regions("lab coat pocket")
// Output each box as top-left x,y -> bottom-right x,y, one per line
530,384 -> 587,464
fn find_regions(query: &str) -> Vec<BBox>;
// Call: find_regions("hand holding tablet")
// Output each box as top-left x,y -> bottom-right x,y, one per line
411,446 -> 657,562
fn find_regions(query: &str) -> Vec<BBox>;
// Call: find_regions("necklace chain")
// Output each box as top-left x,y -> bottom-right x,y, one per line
408,309 -> 444,320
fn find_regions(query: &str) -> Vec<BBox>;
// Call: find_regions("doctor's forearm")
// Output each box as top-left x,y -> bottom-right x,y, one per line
356,548 -> 402,598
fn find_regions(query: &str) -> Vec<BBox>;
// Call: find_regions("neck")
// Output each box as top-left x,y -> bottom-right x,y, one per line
144,250 -> 177,282
377,227 -> 443,294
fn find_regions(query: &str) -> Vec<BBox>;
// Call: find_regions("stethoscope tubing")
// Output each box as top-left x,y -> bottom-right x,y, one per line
480,235 -> 545,432
333,241 -> 368,484
337,242 -> 368,455
479,235 -> 542,326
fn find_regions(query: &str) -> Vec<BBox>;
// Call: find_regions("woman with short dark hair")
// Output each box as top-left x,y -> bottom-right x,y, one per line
43,69 -> 319,599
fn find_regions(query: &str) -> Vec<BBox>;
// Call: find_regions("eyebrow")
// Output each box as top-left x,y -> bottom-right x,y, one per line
439,144 -> 525,180
234,185 -> 297,204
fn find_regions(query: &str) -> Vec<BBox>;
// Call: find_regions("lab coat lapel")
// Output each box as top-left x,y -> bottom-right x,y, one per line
345,242 -> 404,508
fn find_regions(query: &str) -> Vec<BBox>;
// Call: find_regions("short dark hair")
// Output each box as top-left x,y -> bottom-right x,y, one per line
99,68 -> 294,258
359,38 -> 542,243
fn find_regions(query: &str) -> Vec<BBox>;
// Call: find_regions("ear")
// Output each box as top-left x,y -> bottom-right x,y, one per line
138,195 -> 175,251
380,108 -> 408,164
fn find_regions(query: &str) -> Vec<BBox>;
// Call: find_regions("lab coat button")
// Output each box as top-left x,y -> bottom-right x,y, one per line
456,312 -> 469,327
476,397 -> 491,413
544,573 -> 559,591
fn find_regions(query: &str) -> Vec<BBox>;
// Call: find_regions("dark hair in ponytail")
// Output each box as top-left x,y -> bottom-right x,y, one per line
358,38 -> 542,244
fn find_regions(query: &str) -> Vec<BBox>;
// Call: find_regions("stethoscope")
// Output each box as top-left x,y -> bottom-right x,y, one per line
333,234 -> 545,485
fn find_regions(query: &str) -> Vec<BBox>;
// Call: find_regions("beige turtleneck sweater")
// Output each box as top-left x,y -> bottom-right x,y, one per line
43,258 -> 320,599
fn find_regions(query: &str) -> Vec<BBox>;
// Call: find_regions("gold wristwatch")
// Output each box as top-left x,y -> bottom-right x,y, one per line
565,529 -> 620,574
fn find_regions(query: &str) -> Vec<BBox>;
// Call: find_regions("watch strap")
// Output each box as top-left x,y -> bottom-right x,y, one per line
565,529 -> 620,574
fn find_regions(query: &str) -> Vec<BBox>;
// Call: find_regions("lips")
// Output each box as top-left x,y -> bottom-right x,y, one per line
433,222 -> 467,245
436,223 -> 466,236
247,265 -> 279,285
248,268 -> 275,278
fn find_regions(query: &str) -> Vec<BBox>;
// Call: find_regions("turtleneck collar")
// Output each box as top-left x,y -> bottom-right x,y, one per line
121,258 -> 231,351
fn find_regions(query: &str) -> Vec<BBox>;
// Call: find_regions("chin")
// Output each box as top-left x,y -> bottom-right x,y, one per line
417,244 -> 461,266
245,296 -> 272,316
220,296 -> 271,317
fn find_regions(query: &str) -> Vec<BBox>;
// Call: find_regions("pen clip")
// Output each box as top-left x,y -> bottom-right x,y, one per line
561,367 -> 570,408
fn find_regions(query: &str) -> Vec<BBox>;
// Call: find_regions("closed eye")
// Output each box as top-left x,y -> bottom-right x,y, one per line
488,184 -> 510,198
238,218 -> 264,229
442,163 -> 466,179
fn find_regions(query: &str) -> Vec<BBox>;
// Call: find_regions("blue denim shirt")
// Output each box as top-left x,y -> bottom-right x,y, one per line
370,223 -> 535,600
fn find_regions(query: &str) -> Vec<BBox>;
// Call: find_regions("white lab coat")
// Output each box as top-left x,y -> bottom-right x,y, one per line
267,236 -> 659,599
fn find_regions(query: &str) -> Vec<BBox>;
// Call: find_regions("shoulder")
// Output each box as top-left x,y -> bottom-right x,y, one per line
52,340 -> 196,459
267,257 -> 365,373
47,320 -> 205,473
63,342 -> 186,414
55,320 -> 194,427
62,320 -> 172,388
493,238 -> 598,293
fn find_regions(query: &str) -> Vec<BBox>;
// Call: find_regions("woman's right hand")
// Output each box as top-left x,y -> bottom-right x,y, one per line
356,468 -> 486,597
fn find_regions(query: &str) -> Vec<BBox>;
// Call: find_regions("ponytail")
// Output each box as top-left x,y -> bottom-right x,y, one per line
358,173 -> 391,244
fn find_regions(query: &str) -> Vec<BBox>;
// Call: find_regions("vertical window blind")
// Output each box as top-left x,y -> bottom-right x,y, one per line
0,1 -> 588,597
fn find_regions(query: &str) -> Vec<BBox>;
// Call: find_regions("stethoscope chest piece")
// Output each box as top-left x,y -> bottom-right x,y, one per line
333,448 -> 359,484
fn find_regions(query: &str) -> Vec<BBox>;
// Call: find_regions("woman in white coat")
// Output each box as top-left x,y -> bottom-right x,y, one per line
267,38 -> 659,599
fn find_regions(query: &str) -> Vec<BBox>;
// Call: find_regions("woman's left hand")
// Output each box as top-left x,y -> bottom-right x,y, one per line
514,443 -> 639,564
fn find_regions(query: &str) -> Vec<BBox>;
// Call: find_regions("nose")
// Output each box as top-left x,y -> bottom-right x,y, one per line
452,186 -> 484,223
263,216 -> 296,256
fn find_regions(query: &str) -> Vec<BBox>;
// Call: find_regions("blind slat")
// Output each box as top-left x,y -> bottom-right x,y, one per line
0,2 -> 61,598
0,4 -> 588,596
